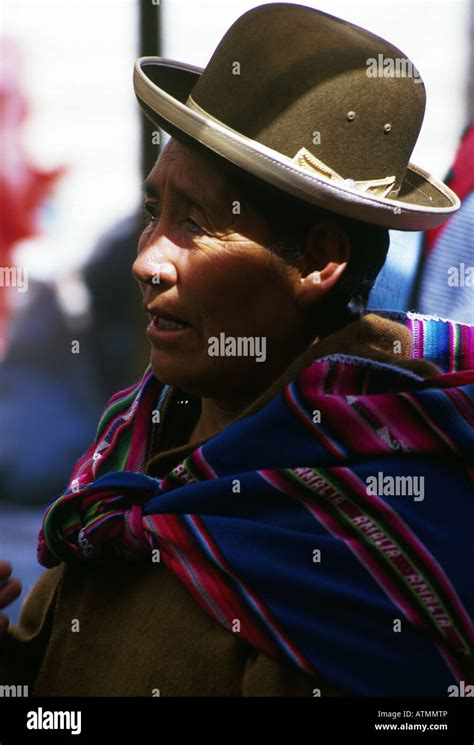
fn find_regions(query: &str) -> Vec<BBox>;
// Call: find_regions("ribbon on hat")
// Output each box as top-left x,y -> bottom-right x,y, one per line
292,147 -> 397,198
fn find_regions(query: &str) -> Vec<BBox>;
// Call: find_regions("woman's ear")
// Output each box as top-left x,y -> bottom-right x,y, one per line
297,221 -> 350,307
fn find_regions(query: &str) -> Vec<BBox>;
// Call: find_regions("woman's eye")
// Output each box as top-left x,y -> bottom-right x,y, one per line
142,202 -> 207,237
185,217 -> 207,236
143,202 -> 160,225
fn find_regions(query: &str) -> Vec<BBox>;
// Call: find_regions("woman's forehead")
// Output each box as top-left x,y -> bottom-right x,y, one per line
146,140 -> 245,220
156,139 -> 232,185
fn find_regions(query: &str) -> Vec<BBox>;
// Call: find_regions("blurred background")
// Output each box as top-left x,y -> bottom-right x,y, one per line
1,0 -> 473,621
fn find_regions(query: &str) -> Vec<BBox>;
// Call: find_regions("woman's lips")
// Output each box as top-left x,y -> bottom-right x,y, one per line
146,315 -> 192,341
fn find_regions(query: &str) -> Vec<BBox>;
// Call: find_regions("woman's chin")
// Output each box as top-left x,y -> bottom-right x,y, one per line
149,349 -> 225,399
149,347 -> 202,391
149,348 -> 181,385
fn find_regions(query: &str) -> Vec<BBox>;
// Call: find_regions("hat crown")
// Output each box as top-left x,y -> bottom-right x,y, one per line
190,3 -> 426,193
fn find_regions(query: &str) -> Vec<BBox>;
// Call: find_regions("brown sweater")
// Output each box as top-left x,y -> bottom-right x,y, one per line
0,314 -> 438,696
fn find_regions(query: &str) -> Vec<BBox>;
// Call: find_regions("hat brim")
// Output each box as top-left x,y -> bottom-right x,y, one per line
134,57 -> 460,231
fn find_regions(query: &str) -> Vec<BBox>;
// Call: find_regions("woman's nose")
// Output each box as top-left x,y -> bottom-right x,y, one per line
132,240 -> 178,288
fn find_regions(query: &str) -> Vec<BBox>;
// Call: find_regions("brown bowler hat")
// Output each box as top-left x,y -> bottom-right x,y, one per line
133,2 -> 460,230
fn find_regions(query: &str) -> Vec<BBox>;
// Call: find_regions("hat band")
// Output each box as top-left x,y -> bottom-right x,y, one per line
292,148 -> 397,199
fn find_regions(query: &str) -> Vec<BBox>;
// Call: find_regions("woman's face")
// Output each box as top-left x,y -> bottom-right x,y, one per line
133,138 -> 312,401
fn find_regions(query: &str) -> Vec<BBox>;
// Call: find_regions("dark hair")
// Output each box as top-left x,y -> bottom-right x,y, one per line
162,134 -> 390,334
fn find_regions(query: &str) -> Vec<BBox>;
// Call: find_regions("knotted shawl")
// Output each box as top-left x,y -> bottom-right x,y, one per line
38,312 -> 474,695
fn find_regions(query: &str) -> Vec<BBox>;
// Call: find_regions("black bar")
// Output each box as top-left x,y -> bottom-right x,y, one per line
0,696 -> 473,743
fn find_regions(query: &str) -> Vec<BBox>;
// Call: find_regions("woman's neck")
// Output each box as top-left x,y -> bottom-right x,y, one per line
187,395 -> 252,444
